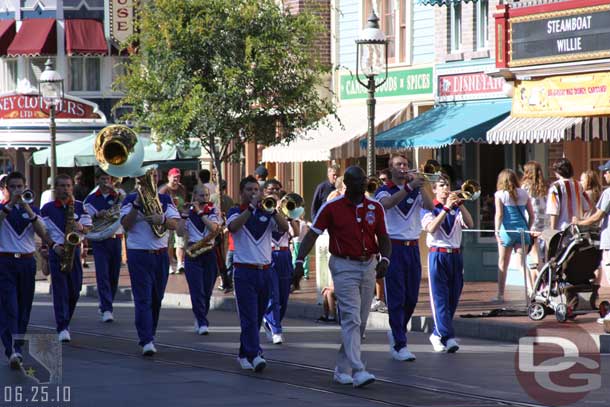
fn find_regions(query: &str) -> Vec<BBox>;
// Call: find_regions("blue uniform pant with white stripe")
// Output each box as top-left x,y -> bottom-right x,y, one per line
0,257 -> 36,358
264,250 -> 293,334
49,249 -> 83,333
234,266 -> 272,361
385,244 -> 421,351
428,252 -> 463,342
184,249 -> 218,328
127,249 -> 169,346
91,237 -> 122,313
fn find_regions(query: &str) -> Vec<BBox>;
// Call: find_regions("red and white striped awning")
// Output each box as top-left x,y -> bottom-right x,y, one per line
486,116 -> 610,144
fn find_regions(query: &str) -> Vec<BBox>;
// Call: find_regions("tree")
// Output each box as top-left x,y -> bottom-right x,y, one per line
115,0 -> 336,191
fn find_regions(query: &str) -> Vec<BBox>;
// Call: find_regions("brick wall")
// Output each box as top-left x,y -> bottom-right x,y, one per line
435,0 -> 500,64
284,0 -> 331,67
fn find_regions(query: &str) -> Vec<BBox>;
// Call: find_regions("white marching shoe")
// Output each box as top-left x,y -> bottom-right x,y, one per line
252,356 -> 267,372
333,368 -> 353,385
272,333 -> 283,344
429,334 -> 446,352
238,357 -> 254,370
58,330 -> 71,343
142,342 -> 157,356
197,325 -> 209,335
446,338 -> 460,353
391,346 -> 416,361
102,311 -> 114,323
352,370 -> 375,388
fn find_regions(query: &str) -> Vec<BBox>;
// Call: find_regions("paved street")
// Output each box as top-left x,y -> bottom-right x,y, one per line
1,296 -> 608,407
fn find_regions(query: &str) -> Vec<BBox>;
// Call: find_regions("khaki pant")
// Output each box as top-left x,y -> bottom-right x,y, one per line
329,255 -> 376,374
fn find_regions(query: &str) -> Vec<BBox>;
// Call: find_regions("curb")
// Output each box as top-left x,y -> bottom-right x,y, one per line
34,282 -> 610,353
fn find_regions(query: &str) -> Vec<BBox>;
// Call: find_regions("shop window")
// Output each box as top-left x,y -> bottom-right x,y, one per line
26,57 -> 55,89
364,0 -> 408,64
478,143 -> 505,240
589,139 -> 610,172
0,156 -> 13,174
0,59 -> 17,92
449,2 -> 462,53
69,57 -> 101,92
475,0 -> 489,50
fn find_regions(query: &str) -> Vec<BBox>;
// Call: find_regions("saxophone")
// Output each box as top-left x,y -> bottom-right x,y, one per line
60,198 -> 82,274
186,204 -> 221,258
137,168 -> 166,238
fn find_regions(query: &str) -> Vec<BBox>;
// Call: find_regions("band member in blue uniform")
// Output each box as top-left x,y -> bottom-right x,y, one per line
261,180 -> 299,345
227,176 -> 289,372
177,186 -> 220,335
120,170 -> 179,356
421,175 -> 473,353
0,172 -> 50,369
84,169 -> 125,323
375,154 -> 433,361
41,174 -> 92,343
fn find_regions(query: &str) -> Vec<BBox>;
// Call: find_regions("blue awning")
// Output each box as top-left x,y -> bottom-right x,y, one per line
361,100 -> 511,150
417,0 -> 473,6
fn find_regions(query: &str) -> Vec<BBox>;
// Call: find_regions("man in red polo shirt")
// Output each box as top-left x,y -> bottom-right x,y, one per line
294,166 -> 391,389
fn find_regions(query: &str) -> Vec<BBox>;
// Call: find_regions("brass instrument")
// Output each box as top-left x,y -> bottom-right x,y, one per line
186,203 -> 222,258
22,189 -> 35,204
86,191 -> 124,241
94,124 -> 145,178
453,179 -> 481,201
280,193 -> 305,219
261,195 -> 277,213
137,168 -> 166,238
366,176 -> 382,194
60,198 -> 82,274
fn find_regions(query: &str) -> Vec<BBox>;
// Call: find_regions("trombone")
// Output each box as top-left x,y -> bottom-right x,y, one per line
451,179 -> 481,201
280,193 -> 305,219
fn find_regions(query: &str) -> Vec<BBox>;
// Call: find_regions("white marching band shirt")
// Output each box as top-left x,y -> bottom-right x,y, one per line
84,189 -> 125,236
421,202 -> 467,249
41,199 -> 92,245
375,181 -> 424,240
0,203 -> 41,253
185,206 -> 221,244
227,205 -> 277,265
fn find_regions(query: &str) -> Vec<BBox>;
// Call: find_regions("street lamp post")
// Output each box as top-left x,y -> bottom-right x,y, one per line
356,12 -> 388,177
38,59 -> 64,199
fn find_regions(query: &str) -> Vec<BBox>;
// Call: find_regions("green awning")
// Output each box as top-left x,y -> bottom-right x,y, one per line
32,134 -> 202,167
361,100 -> 511,150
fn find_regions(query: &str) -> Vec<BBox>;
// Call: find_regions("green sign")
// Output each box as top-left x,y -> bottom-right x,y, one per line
339,67 -> 433,100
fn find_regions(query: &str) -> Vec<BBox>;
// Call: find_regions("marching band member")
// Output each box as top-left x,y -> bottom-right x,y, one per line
261,180 -> 299,345
375,154 -> 434,361
0,172 -> 50,369
42,174 -> 92,342
227,175 -> 289,372
421,175 -> 473,353
176,186 -> 220,335
120,170 -> 179,356
294,166 -> 391,388
84,168 -> 124,323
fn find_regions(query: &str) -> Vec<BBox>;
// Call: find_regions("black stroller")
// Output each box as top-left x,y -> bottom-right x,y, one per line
527,225 -> 610,322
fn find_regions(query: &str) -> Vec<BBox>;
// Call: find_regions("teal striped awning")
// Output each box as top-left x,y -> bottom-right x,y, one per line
361,100 -> 512,150
417,0 -> 474,5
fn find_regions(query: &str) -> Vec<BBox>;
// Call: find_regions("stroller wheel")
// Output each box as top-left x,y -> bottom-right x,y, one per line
555,304 -> 568,323
528,303 -> 546,321
599,301 -> 610,318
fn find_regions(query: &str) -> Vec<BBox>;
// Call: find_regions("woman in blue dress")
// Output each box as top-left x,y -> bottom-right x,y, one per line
493,169 -> 534,303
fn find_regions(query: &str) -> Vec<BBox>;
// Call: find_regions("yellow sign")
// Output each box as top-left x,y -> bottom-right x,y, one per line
512,73 -> 610,117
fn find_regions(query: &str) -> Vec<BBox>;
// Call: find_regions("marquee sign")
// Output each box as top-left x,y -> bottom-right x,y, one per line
0,93 -> 105,121
110,0 -> 135,44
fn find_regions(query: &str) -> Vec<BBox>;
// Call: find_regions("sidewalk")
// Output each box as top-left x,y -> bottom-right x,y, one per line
35,260 -> 610,353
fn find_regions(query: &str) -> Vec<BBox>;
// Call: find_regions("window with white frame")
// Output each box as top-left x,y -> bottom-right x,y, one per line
364,0 -> 409,65
26,57 -> 54,89
0,59 -> 17,92
69,57 -> 101,92
476,0 -> 489,50
449,2 -> 462,53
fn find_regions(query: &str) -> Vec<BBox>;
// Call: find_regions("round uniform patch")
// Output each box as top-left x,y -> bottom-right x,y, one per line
21,212 -> 30,219
406,198 -> 414,204
74,214 -> 79,219
367,204 -> 375,210
259,216 -> 268,222
450,210 -> 456,216
365,211 -> 376,225
108,200 -> 114,205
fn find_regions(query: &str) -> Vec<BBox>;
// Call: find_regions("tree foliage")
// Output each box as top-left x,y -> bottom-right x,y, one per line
116,0 -> 335,179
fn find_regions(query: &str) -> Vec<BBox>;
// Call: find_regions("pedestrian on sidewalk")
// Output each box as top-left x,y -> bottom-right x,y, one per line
375,154 -> 434,361
422,174 -> 473,353
494,169 -> 534,303
227,175 -> 289,373
0,172 -> 51,369
120,170 -> 179,356
42,174 -> 93,343
177,186 -> 221,336
521,161 -> 547,279
546,158 -> 590,231
294,166 -> 391,389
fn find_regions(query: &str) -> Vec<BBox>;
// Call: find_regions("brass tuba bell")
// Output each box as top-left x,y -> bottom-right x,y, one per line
454,179 -> 481,201
280,193 -> 305,219
94,124 -> 145,177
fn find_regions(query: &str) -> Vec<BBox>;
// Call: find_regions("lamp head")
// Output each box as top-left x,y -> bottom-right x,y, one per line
356,12 -> 387,77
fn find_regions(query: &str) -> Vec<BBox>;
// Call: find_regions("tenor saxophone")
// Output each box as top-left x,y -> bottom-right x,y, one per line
137,168 -> 166,238
60,198 -> 82,274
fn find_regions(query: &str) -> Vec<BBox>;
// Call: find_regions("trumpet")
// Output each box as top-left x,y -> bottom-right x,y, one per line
21,189 -> 35,204
280,193 -> 305,219
366,176 -> 382,195
452,179 -> 481,201
407,171 -> 442,183
261,195 -> 277,213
